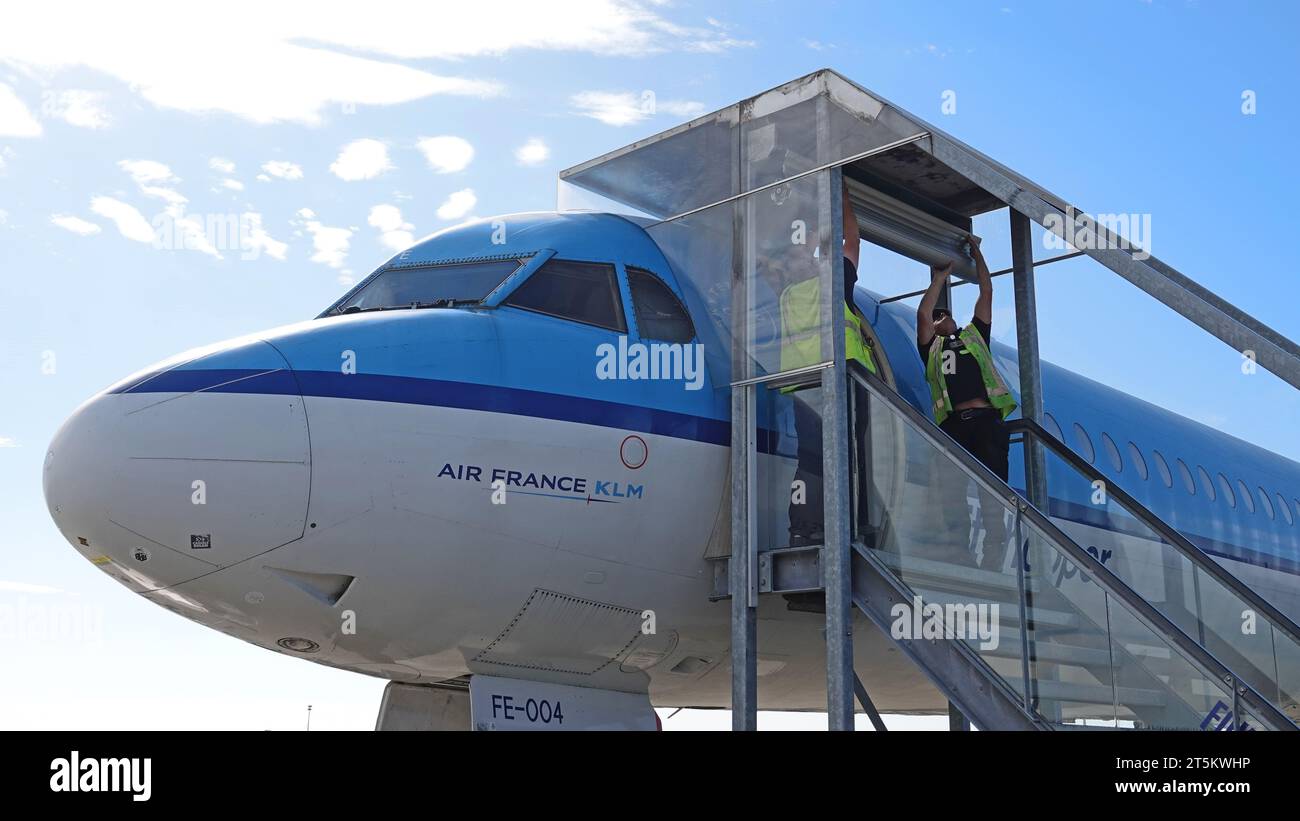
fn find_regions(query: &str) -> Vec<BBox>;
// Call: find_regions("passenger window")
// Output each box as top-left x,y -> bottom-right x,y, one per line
1277,493 -> 1293,526
1127,442 -> 1148,481
1176,459 -> 1196,495
627,267 -> 695,343
1258,487 -> 1274,520
1071,423 -> 1095,464
1152,450 -> 1173,488
1101,432 -> 1123,473
1042,412 -> 1064,444
1237,479 -> 1255,513
1197,466 -> 1216,501
505,259 -> 626,332
1218,474 -> 1236,508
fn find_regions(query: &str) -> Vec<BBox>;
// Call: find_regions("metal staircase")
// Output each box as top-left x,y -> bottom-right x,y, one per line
713,363 -> 1299,730
846,362 -> 1298,730
557,67 -> 1300,730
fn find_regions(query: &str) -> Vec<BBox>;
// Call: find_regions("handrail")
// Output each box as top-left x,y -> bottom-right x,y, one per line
1007,417 -> 1300,654
846,360 -> 1297,730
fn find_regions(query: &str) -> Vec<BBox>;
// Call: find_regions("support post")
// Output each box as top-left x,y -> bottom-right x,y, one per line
948,702 -> 970,731
730,113 -> 757,730
1010,210 -> 1047,509
822,160 -> 854,731
729,381 -> 757,731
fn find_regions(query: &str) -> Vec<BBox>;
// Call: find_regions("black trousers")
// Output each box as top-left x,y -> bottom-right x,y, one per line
938,407 -> 1011,568
787,381 -> 871,543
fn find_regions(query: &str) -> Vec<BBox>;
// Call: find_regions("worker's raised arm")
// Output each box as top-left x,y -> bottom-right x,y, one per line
842,181 -> 860,270
971,234 -> 992,324
917,261 -> 953,348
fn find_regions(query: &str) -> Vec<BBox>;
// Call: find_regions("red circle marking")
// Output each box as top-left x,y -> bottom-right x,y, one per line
620,435 -> 648,470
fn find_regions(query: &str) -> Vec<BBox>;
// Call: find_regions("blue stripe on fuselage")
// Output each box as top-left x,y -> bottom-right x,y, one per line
110,367 -> 741,449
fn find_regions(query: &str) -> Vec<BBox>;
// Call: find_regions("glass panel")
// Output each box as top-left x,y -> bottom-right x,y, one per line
862,383 -> 1028,707
743,74 -> 917,191
741,171 -> 834,380
505,259 -> 626,332
559,72 -> 919,224
647,170 -> 836,385
642,198 -> 735,386
328,258 -> 522,314
1013,432 -> 1300,722
1102,596 -> 1232,729
627,267 -> 696,343
857,375 -> 1290,729
558,107 -> 740,220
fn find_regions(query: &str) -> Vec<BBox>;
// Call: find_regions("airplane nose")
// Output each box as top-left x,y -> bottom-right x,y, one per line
44,339 -> 311,593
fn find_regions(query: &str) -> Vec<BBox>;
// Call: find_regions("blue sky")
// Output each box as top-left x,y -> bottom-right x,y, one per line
1,0 -> 1297,730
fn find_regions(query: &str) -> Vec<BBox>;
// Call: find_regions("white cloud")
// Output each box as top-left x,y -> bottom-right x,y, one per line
118,159 -> 176,186
0,3 -> 747,126
0,82 -> 41,136
416,135 -> 473,174
50,90 -> 110,129
330,138 -> 392,181
0,208 -> 8,224
90,196 -> 154,243
0,436 -> 17,448
514,137 -> 549,166
51,214 -> 101,235
105,161 -> 225,259
293,211 -> 352,269
156,204 -> 222,259
436,188 -> 476,220
570,90 -> 704,126
256,173 -> 271,182
220,179 -> 244,191
261,160 -> 303,180
209,156 -> 236,174
139,185 -> 187,205
368,204 -> 414,251
241,212 -> 288,261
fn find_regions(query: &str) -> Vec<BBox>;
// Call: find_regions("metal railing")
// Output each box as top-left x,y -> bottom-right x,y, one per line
1009,417 -> 1300,720
848,360 -> 1297,730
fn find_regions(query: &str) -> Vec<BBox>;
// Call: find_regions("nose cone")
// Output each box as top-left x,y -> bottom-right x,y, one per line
44,338 -> 311,593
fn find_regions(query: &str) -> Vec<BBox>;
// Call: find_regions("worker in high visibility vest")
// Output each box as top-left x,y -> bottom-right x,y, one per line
781,181 -> 874,547
916,234 -> 1018,569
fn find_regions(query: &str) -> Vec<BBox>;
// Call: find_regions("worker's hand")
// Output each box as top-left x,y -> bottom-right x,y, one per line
931,261 -> 954,280
967,233 -> 985,260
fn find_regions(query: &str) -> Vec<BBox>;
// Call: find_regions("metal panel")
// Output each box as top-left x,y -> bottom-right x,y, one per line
1010,210 -> 1047,509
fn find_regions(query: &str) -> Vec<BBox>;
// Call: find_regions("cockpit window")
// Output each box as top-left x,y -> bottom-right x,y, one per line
627,267 -> 695,343
327,258 -> 524,315
504,259 -> 626,332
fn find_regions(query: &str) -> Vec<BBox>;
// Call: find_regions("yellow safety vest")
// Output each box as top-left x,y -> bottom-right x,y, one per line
778,277 -> 877,388
925,324 -> 1017,426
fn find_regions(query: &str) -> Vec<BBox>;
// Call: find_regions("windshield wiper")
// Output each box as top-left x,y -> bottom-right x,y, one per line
333,299 -> 481,316
409,299 -> 481,309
